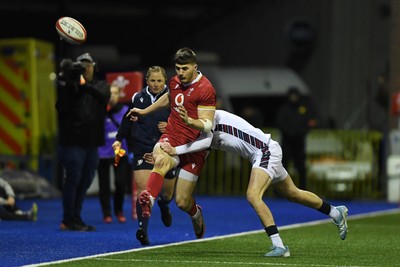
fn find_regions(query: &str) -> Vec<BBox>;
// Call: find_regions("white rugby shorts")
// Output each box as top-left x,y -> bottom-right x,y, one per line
253,139 -> 288,183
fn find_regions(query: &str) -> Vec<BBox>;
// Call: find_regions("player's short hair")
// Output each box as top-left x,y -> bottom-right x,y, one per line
174,47 -> 197,65
146,66 -> 167,81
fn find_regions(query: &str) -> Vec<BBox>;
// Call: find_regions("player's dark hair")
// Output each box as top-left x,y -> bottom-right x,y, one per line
174,47 -> 197,65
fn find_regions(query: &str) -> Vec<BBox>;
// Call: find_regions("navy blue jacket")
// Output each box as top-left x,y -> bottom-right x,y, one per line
116,86 -> 170,155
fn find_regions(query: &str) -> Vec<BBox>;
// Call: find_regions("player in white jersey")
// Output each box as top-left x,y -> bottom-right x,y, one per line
159,109 -> 349,257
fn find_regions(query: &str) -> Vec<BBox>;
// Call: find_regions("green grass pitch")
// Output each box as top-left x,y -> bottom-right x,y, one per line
36,210 -> 400,267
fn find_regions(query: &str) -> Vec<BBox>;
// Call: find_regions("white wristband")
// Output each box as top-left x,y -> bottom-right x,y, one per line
201,119 -> 213,132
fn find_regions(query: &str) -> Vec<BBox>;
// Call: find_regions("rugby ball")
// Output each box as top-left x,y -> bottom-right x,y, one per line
55,17 -> 87,45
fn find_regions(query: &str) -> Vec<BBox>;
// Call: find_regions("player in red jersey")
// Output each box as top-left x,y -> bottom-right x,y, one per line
126,47 -> 216,244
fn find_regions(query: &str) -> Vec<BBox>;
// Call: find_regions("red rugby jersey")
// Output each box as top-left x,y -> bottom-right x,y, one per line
166,72 -> 216,146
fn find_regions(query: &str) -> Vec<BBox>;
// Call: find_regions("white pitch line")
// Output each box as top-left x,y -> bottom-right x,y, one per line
93,257 -> 381,267
23,208 -> 400,267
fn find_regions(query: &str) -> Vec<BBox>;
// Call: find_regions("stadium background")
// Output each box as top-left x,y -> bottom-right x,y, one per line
1,0 -> 400,202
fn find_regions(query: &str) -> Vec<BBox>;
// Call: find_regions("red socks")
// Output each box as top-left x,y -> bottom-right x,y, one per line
188,198 -> 197,216
147,172 -> 198,217
146,172 -> 164,197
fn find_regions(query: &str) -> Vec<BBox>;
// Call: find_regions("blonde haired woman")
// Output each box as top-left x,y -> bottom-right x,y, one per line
112,66 -> 176,245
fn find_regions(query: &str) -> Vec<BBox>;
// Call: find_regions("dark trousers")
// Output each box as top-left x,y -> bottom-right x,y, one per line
281,134 -> 307,189
58,146 -> 99,224
97,156 -> 130,217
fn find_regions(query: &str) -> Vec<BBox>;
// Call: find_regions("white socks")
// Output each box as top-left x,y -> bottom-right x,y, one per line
329,206 -> 340,220
270,233 -> 285,249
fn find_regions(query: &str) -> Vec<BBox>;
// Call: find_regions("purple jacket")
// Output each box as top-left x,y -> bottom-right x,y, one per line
98,103 -> 129,158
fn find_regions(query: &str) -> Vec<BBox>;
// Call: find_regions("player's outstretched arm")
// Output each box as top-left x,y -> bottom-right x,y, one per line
160,131 -> 213,156
126,93 -> 170,118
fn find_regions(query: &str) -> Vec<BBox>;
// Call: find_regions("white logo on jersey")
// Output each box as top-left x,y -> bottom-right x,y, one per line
140,97 -> 143,103
187,88 -> 194,96
191,163 -> 196,169
175,93 -> 184,106
138,159 -> 143,166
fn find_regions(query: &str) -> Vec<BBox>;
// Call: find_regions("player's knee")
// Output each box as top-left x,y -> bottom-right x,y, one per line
153,154 -> 165,167
161,188 -> 174,201
246,190 -> 260,206
155,153 -> 174,167
175,194 -> 190,210
153,155 -> 172,173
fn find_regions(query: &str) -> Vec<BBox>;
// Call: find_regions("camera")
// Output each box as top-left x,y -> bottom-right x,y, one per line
59,58 -> 85,84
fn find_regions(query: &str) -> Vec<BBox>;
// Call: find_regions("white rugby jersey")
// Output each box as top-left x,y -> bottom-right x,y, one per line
175,110 -> 271,162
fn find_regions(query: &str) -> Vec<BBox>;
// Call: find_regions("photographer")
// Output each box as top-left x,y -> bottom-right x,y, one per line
56,53 -> 110,231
